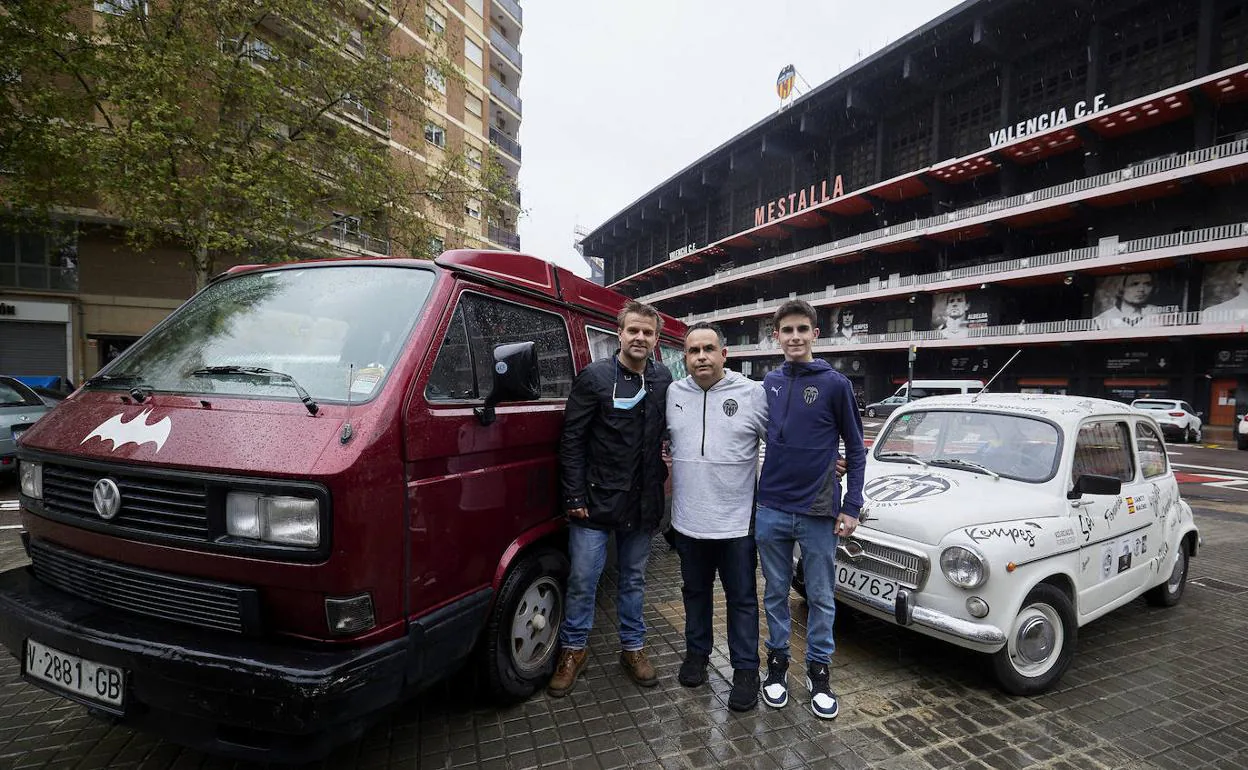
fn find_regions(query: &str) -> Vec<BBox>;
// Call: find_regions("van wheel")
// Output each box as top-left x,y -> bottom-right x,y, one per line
1145,539 -> 1189,607
482,549 -> 568,702
990,583 -> 1076,696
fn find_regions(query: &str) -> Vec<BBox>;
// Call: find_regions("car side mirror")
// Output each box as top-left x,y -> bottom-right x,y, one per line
1067,473 -> 1122,500
475,341 -> 541,426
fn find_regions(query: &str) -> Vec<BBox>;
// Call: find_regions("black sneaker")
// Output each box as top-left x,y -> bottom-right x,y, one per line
678,652 -> 708,688
728,668 -> 759,712
762,650 -> 789,708
806,662 -> 839,719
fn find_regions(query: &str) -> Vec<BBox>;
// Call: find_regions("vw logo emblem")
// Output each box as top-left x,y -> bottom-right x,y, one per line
92,478 -> 122,520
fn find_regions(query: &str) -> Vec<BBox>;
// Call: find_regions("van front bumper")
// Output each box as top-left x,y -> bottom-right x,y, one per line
837,587 -> 1007,653
0,563 -> 489,763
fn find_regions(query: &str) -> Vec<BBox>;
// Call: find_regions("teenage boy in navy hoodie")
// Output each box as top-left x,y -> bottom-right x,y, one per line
756,299 -> 866,719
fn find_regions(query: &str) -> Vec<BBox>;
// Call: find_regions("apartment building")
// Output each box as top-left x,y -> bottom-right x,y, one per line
582,0 -> 1248,426
0,0 -> 523,382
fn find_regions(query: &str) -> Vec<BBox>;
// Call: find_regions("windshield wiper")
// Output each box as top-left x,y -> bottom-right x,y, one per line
84,373 -> 155,403
190,366 -> 319,415
928,457 -> 1000,479
876,451 -> 929,468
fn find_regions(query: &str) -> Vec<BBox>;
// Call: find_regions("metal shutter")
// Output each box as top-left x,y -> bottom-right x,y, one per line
0,321 -> 67,376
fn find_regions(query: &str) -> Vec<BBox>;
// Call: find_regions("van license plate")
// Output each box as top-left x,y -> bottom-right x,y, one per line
24,640 -> 125,708
836,565 -> 900,603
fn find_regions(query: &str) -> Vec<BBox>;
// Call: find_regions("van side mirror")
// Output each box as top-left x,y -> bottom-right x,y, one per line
475,341 -> 541,426
1067,473 -> 1122,500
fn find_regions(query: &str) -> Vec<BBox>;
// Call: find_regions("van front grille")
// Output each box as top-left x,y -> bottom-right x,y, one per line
837,537 -> 929,589
41,462 -> 211,540
28,539 -> 259,635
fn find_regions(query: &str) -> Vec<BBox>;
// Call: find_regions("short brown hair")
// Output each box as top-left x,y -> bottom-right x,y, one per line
618,299 -> 663,333
773,299 -> 817,328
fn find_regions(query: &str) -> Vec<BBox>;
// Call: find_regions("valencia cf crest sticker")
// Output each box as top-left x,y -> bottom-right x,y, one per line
722,399 -> 738,417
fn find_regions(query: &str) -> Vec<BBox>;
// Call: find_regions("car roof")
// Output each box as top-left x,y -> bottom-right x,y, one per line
894,392 -> 1141,429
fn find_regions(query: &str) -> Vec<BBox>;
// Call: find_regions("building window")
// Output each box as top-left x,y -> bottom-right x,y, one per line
465,92 -> 483,117
465,0 -> 484,17
425,64 -> 446,95
0,228 -> 79,291
95,0 -> 144,14
465,199 -> 482,219
424,122 -> 446,148
465,37 -> 483,67
466,146 -> 482,170
886,317 -> 913,334
425,5 -> 446,37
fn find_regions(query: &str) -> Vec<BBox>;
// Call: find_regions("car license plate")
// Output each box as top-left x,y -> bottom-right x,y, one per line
836,565 -> 900,603
11,425 -> 28,440
23,640 -> 125,708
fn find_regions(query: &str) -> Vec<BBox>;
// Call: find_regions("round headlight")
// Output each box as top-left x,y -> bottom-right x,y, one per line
941,546 -> 987,589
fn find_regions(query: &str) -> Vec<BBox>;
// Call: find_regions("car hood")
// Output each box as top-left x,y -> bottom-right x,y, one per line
16,392 -> 359,476
856,465 -> 1060,546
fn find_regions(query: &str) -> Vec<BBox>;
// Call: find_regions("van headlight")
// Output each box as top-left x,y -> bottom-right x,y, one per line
226,492 -> 320,547
19,461 -> 43,500
941,545 -> 987,589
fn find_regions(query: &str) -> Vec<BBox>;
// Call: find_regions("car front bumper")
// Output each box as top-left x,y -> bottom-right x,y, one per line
837,586 -> 1007,653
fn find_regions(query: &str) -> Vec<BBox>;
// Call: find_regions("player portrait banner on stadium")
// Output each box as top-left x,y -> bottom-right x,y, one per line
830,304 -> 873,342
930,289 -> 992,339
1091,271 -> 1187,329
1199,260 -> 1248,321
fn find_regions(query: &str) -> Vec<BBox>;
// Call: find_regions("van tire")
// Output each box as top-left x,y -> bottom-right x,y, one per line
1145,539 -> 1189,607
482,549 -> 569,702
990,583 -> 1076,696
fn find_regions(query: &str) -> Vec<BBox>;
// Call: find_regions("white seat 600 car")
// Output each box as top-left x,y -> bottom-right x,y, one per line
838,393 -> 1199,695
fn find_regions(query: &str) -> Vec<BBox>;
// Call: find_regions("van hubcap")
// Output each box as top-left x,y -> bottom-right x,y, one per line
511,577 -> 562,675
1010,603 -> 1063,676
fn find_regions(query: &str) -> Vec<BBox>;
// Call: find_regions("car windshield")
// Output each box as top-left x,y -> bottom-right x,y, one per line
0,379 -> 44,407
89,264 -> 436,403
874,409 -> 1061,482
1132,401 -> 1175,410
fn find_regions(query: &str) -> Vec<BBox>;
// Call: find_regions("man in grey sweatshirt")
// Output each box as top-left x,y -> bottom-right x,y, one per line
666,322 -> 768,711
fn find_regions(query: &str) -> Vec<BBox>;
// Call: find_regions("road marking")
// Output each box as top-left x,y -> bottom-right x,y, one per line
1173,462 -> 1248,476
0,502 -> 18,511
0,525 -> 23,530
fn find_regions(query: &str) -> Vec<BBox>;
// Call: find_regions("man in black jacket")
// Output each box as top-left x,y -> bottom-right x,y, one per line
547,300 -> 673,697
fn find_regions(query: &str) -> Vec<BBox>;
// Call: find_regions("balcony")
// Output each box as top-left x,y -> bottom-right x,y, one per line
489,224 -> 520,250
489,27 -> 522,71
324,225 -> 391,256
340,98 -> 391,136
495,0 -> 522,25
489,76 -> 522,115
489,126 -> 522,160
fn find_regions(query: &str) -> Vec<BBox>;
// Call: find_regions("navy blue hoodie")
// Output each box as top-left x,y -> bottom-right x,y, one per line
757,358 -> 866,517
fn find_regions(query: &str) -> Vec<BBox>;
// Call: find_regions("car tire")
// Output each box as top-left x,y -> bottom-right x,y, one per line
866,408 -> 877,418
481,548 -> 568,702
1145,539 -> 1190,608
990,583 -> 1077,696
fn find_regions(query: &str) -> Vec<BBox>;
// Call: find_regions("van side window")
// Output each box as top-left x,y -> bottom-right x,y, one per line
660,344 -> 687,379
586,326 -> 617,361
1135,421 -> 1168,478
425,305 -> 474,400
427,292 -> 573,402
1071,421 -> 1135,487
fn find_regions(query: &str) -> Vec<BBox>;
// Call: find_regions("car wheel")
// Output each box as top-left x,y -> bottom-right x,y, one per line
1145,539 -> 1190,608
866,408 -> 877,418
990,583 -> 1077,696
481,548 -> 568,702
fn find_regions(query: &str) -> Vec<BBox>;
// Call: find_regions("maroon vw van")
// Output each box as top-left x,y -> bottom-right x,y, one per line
0,251 -> 687,762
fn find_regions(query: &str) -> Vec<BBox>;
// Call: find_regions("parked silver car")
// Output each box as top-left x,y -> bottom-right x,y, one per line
0,376 -> 51,474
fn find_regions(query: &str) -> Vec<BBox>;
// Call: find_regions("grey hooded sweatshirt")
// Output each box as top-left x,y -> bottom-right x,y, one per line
666,370 -> 768,539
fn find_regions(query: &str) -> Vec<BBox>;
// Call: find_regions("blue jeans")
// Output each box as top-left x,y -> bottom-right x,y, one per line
674,532 -> 760,671
755,505 -> 838,665
559,525 -> 652,651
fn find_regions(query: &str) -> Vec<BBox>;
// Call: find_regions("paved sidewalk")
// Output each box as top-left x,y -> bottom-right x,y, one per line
2,507 -> 1247,769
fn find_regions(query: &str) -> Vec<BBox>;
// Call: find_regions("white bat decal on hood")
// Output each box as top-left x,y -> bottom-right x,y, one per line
81,409 -> 172,453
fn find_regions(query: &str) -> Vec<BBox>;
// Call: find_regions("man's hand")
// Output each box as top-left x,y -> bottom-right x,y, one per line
568,507 -> 590,520
835,512 -> 858,538
835,457 -> 847,478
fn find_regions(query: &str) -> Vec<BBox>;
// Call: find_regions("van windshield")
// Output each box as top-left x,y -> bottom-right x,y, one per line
90,265 -> 436,403
875,409 -> 1061,482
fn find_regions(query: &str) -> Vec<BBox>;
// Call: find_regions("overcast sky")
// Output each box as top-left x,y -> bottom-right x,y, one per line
513,0 -> 965,277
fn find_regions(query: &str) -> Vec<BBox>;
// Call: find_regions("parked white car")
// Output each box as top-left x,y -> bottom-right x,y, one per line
830,393 -> 1198,695
1129,398 -> 1203,443
1238,412 -> 1247,450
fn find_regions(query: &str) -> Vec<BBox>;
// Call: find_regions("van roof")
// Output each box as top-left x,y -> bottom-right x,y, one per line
218,251 -> 686,335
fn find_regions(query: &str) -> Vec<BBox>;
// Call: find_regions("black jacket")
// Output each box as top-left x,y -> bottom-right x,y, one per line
559,355 -> 672,533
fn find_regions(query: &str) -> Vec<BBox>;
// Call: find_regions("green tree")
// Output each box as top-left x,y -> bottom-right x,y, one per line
0,0 -> 514,287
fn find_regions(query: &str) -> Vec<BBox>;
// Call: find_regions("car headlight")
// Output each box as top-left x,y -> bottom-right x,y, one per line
941,545 -> 987,589
19,461 -> 43,500
226,492 -> 320,547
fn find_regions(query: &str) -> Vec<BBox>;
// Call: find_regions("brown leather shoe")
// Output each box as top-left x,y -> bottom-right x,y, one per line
619,648 -> 658,687
547,648 -> 588,697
